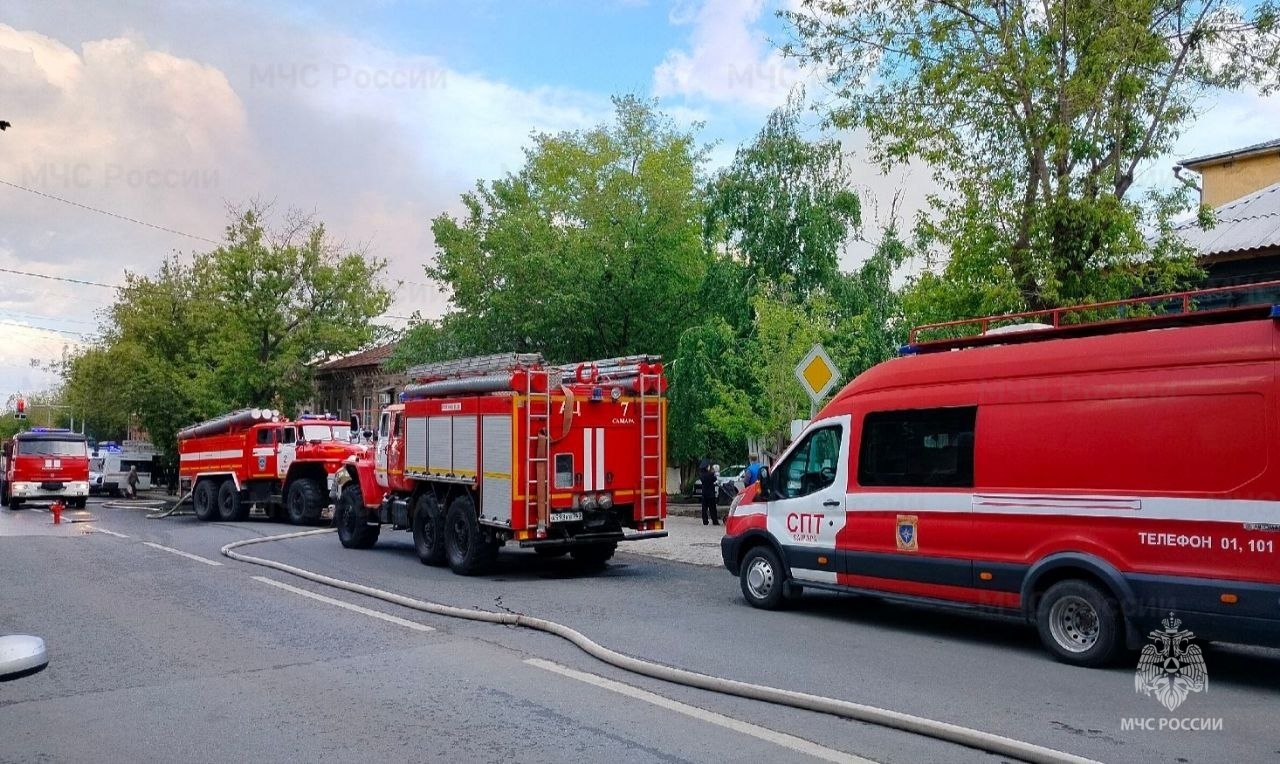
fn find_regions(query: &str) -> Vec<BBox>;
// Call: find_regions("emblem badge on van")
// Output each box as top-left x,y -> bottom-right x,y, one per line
896,515 -> 918,551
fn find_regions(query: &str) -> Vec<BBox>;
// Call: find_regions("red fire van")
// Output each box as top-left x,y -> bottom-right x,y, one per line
721,284 -> 1280,666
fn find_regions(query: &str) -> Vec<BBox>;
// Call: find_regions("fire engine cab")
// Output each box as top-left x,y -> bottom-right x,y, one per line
332,353 -> 669,575
1,428 -> 90,509
722,282 -> 1280,667
178,410 -> 366,524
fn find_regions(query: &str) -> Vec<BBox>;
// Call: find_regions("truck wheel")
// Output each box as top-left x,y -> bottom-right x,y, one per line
192,480 -> 217,521
336,484 -> 379,549
739,545 -> 789,610
444,494 -> 496,576
570,542 -> 617,569
286,479 -> 323,525
1035,580 -> 1125,667
216,480 -> 245,522
412,494 -> 447,566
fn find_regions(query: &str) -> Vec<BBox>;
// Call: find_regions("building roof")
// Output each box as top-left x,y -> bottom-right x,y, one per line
1180,138 -> 1280,169
316,342 -> 397,372
1174,181 -> 1280,258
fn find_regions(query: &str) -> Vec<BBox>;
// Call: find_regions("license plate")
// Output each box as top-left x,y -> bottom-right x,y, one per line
550,511 -> 583,523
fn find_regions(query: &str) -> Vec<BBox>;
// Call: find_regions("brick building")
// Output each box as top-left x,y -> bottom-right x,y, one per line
1174,139 -> 1280,287
311,343 -> 407,431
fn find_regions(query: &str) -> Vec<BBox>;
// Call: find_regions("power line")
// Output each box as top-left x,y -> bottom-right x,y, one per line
0,266 -> 118,289
0,178 -> 221,245
0,309 -> 98,326
0,319 -> 89,338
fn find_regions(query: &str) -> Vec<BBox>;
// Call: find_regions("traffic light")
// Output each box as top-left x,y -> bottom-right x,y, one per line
14,397 -> 25,420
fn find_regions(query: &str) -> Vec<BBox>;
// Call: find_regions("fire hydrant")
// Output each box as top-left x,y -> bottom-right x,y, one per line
50,501 -> 63,525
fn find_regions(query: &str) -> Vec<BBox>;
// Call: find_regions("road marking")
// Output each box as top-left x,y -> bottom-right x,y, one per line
91,527 -> 130,539
252,576 -> 435,632
524,658 -> 875,764
141,541 -> 223,566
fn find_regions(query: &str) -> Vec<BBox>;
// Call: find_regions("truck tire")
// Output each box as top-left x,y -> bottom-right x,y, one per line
286,479 -> 323,525
412,494 -> 447,566
739,545 -> 789,610
216,480 -> 245,522
444,494 -> 496,576
1035,579 -> 1125,667
570,542 -> 617,569
336,484 -> 379,549
192,479 -> 217,521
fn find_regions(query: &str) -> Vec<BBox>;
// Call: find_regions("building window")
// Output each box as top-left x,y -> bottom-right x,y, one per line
858,407 -> 976,487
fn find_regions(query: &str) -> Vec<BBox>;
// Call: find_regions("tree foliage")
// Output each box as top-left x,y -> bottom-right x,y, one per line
787,0 -> 1280,314
705,95 -> 862,299
63,208 -> 390,457
391,96 -> 710,370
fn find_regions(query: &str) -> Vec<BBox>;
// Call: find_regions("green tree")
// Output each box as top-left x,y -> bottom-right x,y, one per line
705,96 -> 861,300
393,95 -> 710,369
787,0 -> 1279,314
63,208 -> 391,458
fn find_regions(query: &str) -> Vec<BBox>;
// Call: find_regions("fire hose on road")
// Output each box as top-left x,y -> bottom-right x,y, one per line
222,528 -> 1100,764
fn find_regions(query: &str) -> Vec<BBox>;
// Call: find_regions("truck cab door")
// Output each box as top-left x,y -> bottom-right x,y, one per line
277,426 -> 297,479
374,411 -> 391,488
764,417 -> 850,587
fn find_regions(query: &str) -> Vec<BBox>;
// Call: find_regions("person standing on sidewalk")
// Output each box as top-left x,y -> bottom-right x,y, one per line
126,465 -> 139,499
698,456 -> 719,526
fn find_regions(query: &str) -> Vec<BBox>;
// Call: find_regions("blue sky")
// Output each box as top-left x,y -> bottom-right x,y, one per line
0,0 -> 1276,399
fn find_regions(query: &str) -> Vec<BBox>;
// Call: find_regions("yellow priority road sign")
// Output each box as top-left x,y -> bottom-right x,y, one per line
794,343 -> 840,404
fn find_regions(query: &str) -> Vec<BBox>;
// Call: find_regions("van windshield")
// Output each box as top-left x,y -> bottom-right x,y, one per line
17,439 -> 88,457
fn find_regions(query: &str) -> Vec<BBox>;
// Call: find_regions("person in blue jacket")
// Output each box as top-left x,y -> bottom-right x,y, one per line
744,454 -> 763,488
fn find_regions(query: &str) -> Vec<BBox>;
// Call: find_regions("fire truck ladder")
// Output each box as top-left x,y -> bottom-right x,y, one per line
524,368 -> 553,533
637,367 -> 664,522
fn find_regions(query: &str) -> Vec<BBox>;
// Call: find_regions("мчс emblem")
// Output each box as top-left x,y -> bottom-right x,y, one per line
1135,613 -> 1208,711
895,515 -> 918,551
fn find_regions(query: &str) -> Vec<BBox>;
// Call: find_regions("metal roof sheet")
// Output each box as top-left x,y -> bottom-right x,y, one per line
1175,181 -> 1280,257
1180,138 -> 1280,168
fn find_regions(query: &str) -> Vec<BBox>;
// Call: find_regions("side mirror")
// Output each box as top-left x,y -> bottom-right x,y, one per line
756,467 -> 770,497
350,415 -> 361,432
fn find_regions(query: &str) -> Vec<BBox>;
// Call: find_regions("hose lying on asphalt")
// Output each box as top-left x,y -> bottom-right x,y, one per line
144,492 -> 193,519
223,529 -> 1100,764
101,499 -> 169,511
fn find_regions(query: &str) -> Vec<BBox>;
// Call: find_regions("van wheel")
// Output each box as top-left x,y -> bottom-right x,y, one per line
444,494 -> 496,576
412,494 -> 447,566
1035,580 -> 1125,667
739,546 -> 789,610
192,480 -> 217,521
216,480 -> 245,522
286,479 -> 323,525
336,484 -> 379,549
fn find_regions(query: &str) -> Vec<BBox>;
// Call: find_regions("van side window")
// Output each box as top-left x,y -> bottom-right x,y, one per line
775,426 -> 842,499
858,407 -> 976,487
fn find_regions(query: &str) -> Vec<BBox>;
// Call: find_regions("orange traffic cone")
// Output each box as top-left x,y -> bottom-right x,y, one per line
51,501 -> 63,525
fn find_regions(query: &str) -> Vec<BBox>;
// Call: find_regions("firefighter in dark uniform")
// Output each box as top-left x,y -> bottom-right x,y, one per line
698,456 -> 719,526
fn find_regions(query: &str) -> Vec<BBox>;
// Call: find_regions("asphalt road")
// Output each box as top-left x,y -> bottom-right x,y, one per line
2,498 -> 1277,764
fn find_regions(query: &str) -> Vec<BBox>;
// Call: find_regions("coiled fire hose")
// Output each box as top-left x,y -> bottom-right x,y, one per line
222,529 -> 1100,764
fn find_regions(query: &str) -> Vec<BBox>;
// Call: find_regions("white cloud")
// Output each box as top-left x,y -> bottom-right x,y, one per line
653,0 -> 803,110
0,13 -> 615,396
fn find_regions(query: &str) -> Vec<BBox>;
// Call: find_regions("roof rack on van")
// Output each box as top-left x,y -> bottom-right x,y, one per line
902,279 -> 1280,355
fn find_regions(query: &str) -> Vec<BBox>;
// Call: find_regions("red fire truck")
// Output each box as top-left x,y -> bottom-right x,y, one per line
178,410 -> 368,524
1,428 -> 90,509
722,282 -> 1280,666
331,353 -> 669,575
